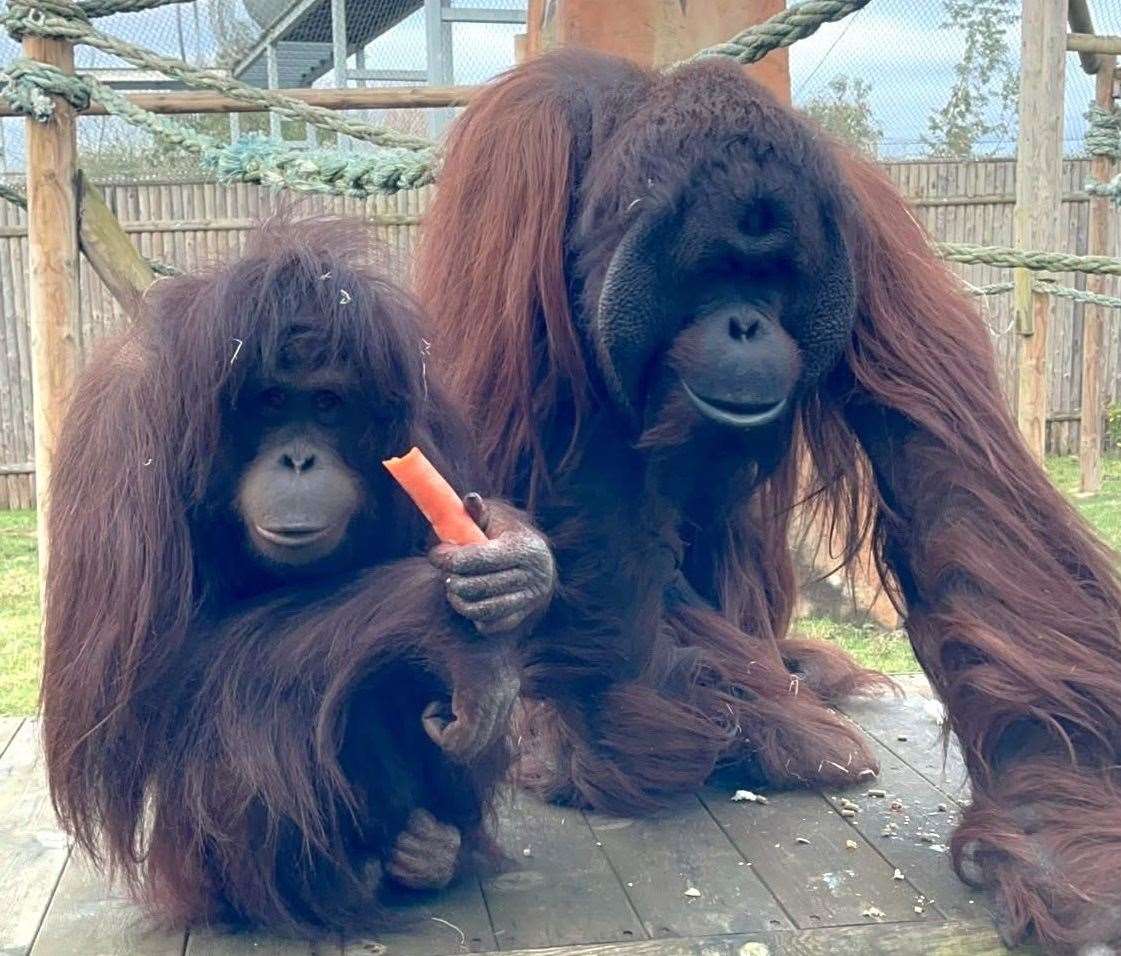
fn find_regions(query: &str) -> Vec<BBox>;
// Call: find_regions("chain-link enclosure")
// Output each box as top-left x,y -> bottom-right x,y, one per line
0,0 -> 526,176
789,0 -> 1121,158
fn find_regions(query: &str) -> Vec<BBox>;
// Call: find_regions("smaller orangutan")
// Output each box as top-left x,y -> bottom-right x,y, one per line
41,216 -> 555,935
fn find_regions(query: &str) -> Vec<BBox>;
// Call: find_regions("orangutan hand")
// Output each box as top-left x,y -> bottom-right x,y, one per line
430,494 -> 556,636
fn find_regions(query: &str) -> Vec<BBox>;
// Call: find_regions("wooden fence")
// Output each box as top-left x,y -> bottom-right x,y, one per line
0,159 -> 1118,508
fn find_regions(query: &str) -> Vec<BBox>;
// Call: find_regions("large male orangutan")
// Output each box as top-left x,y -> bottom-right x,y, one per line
42,217 -> 555,935
417,50 -> 1121,952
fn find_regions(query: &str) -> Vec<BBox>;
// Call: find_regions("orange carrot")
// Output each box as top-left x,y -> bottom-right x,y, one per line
382,446 -> 487,546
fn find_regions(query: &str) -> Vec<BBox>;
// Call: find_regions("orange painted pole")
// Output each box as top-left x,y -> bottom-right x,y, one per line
527,0 -> 790,101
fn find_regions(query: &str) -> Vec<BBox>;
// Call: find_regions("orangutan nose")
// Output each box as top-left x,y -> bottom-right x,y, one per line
280,450 -> 316,474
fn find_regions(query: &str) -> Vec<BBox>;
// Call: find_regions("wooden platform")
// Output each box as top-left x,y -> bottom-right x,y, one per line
0,691 -> 1033,956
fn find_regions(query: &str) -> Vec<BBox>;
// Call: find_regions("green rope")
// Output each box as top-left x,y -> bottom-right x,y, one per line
692,0 -> 872,64
968,279 -> 1121,309
936,241 -> 1121,277
78,0 -> 193,18
968,281 -> 1015,296
1084,104 -> 1121,158
206,134 -> 437,194
1086,175 -> 1121,201
0,58 -> 437,196
4,0 -> 434,150
1,57 -> 91,113
1083,103 -> 1121,204
0,178 -> 28,209
1038,280 -> 1121,310
5,0 -> 189,20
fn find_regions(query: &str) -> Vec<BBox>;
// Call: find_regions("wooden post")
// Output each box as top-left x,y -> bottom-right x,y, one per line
1079,58 -> 1118,493
23,33 -> 81,597
527,0 -> 790,101
0,85 -> 482,118
1012,0 -> 1068,460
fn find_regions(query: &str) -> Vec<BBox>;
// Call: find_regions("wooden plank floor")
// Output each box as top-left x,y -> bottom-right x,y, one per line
0,693 -> 1037,956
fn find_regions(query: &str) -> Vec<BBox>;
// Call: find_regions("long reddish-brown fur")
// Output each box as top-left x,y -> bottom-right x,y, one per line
42,217 -> 509,935
416,50 -> 1121,951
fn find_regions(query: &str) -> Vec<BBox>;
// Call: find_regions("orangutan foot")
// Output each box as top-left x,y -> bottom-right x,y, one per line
954,760 -> 1121,953
386,810 -> 462,890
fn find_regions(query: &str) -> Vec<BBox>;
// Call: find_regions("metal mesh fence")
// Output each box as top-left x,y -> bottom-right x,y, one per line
1,0 -> 1119,175
0,0 -> 527,175
789,0 -> 1121,159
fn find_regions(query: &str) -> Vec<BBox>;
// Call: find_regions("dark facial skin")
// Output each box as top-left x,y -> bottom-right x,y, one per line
585,154 -> 854,444
665,287 -> 802,431
235,365 -> 371,577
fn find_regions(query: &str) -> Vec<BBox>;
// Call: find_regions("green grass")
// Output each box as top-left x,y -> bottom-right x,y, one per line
0,457 -> 1119,711
1043,455 -> 1121,551
0,510 -> 39,715
794,455 -> 1121,674
793,617 -> 919,674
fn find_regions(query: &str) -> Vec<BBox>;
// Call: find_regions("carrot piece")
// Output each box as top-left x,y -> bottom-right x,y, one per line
382,446 -> 487,546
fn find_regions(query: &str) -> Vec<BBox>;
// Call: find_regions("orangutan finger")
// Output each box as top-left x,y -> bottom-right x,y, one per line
447,568 -> 530,601
447,589 -> 536,624
463,492 -> 487,526
429,540 -> 524,575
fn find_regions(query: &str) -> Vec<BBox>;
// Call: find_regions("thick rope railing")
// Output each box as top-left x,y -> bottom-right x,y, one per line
77,0 -> 192,17
936,241 -> 1121,276
1084,103 -> 1121,204
0,59 -> 438,193
691,0 -> 871,63
966,278 -> 1121,310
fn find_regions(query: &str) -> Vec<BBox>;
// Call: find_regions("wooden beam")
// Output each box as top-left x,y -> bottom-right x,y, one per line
0,212 -> 424,239
77,173 -> 156,321
1067,0 -> 1101,72
23,33 -> 81,598
1079,59 -> 1118,493
909,191 -> 1089,207
1013,0 -> 1069,460
0,84 -> 480,118
1067,32 -> 1121,56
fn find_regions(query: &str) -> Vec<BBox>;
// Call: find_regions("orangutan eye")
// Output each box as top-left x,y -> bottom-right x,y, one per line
315,390 -> 342,412
260,387 -> 287,410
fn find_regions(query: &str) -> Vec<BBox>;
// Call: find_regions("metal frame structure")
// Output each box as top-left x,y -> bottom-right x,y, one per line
228,0 -> 525,140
